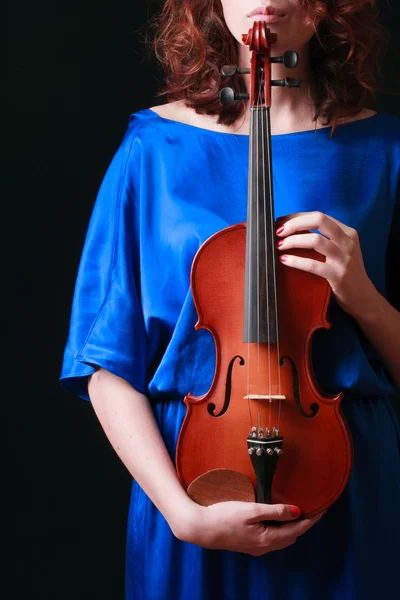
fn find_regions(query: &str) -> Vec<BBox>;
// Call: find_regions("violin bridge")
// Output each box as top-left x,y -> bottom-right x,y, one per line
244,394 -> 286,401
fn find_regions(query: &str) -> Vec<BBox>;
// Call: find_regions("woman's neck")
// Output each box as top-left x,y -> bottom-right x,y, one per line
237,41 -> 319,133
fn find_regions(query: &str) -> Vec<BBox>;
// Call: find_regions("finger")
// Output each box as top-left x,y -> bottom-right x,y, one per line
276,232 -> 341,261
276,211 -> 348,246
277,511 -> 327,538
249,511 -> 327,556
279,254 -> 336,280
324,213 -> 357,238
276,212 -> 303,224
246,503 -> 302,524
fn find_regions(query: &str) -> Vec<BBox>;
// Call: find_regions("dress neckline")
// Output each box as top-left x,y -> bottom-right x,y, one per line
143,107 -> 383,139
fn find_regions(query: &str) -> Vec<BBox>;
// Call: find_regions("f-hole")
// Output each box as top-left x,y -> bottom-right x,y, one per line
207,355 -> 245,417
280,356 -> 319,417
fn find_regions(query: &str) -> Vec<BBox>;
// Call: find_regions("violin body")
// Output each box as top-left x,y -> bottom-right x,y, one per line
176,224 -> 353,517
175,22 -> 353,517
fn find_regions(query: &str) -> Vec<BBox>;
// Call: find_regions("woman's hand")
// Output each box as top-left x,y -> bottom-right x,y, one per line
173,501 -> 325,556
275,211 -> 377,320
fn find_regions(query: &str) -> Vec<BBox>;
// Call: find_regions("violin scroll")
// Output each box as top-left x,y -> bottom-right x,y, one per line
219,22 -> 300,108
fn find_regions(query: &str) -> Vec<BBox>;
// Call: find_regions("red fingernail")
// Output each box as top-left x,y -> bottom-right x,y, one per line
280,255 -> 288,262
276,226 -> 285,235
276,240 -> 284,248
290,506 -> 302,518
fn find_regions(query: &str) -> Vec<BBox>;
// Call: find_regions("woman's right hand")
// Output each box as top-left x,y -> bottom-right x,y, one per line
173,501 -> 326,556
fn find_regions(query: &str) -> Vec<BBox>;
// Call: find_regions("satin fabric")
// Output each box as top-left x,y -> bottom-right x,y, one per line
60,108 -> 400,600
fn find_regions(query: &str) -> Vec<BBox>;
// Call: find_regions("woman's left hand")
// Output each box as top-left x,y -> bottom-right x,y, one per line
275,211 -> 377,320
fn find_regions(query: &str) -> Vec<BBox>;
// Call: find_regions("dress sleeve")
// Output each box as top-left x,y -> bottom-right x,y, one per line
59,116 -> 147,401
386,177 -> 400,312
382,171 -> 400,397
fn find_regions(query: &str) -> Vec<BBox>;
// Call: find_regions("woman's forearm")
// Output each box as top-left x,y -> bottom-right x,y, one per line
353,285 -> 400,389
87,367 -> 197,537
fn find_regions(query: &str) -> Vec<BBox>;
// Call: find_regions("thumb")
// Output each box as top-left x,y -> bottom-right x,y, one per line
246,503 -> 302,523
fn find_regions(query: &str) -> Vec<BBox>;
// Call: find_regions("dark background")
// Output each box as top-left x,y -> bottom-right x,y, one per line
6,1 -> 400,598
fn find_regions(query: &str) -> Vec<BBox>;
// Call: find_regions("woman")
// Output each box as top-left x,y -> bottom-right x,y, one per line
60,1 -> 400,598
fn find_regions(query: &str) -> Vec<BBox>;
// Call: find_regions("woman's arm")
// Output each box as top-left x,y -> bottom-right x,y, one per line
87,367 -> 324,555
88,367 -> 196,539
353,285 -> 400,389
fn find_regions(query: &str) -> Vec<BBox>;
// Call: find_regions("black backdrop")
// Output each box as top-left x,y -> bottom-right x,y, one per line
7,2 -> 400,598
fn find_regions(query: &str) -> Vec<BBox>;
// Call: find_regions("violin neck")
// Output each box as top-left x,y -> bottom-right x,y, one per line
244,106 -> 278,344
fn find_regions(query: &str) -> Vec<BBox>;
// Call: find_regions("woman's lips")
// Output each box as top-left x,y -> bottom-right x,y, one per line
247,6 -> 287,23
248,14 -> 285,23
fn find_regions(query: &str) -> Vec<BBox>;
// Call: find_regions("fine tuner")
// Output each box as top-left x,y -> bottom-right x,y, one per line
219,50 -> 300,106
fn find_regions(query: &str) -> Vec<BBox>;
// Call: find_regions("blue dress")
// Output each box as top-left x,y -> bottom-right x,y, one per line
60,108 -> 400,600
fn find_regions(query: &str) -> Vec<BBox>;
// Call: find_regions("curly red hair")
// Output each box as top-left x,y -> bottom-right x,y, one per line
145,1 -> 389,134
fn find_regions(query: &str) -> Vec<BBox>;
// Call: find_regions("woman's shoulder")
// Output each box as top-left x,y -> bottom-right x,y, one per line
370,110 -> 400,157
146,101 -> 194,124
121,104 -> 189,153
143,102 -> 400,137
145,100 -> 242,134
145,103 -> 379,130
130,102 -> 400,155
361,108 -> 400,144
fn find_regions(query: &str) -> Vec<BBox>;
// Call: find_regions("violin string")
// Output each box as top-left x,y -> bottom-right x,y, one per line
256,77 -> 269,436
266,70 -> 282,433
256,88 -> 261,433
246,53 -> 284,442
259,97 -> 271,436
247,108 -> 253,431
261,102 -> 273,436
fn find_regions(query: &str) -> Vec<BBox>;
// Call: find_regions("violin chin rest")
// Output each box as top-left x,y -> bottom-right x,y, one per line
187,469 -> 256,506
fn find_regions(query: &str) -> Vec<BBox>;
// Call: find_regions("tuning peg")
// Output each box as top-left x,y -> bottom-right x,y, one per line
271,77 -> 301,88
221,65 -> 251,77
285,77 -> 301,88
219,87 -> 250,106
270,51 -> 299,68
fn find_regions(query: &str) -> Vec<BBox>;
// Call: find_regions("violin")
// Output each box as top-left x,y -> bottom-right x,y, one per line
175,21 -> 353,518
